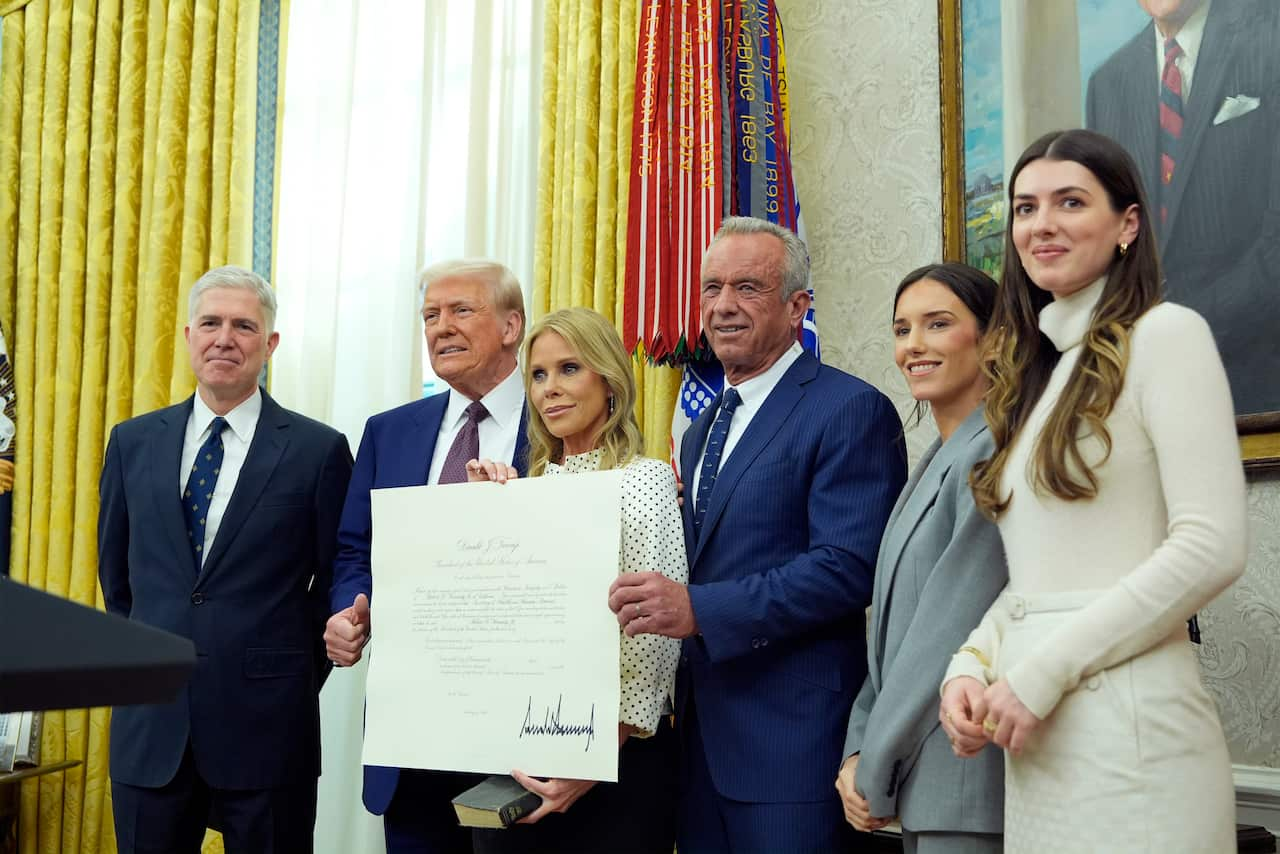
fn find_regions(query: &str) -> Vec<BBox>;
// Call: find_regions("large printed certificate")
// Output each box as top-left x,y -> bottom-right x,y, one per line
361,470 -> 624,782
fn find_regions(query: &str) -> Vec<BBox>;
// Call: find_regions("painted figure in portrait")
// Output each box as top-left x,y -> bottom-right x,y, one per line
957,0 -> 1279,418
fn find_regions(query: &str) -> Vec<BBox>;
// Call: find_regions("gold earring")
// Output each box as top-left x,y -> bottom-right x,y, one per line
1119,242 -> 1129,256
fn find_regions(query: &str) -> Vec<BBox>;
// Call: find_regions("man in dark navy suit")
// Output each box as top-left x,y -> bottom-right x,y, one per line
610,217 -> 906,853
1087,0 -> 1280,414
99,266 -> 353,853
325,260 -> 528,854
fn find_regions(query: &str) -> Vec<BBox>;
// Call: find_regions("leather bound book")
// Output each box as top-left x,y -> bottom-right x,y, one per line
452,775 -> 542,829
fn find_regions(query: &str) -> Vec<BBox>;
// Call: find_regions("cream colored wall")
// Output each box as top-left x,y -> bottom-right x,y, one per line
778,0 -> 944,464
777,0 -> 1280,770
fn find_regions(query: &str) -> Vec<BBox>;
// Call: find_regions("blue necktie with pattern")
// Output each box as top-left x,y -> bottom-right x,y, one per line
183,416 -> 227,567
693,388 -> 741,535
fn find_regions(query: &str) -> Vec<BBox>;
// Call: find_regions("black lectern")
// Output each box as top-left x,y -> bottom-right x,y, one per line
0,576 -> 194,712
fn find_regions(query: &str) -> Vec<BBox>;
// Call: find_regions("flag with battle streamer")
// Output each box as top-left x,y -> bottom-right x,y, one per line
622,0 -> 818,469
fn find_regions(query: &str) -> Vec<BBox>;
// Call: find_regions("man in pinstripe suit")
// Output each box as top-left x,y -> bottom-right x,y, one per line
1086,0 -> 1280,415
610,217 -> 906,853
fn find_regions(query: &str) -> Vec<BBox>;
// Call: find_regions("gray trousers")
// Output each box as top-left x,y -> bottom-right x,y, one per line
902,829 -> 1003,854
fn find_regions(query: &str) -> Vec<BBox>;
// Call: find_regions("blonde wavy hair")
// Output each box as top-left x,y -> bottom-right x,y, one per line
523,308 -> 644,477
970,129 -> 1162,518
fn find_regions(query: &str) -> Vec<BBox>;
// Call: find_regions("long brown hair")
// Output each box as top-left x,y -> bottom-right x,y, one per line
893,262 -> 998,429
523,308 -> 645,477
970,129 -> 1162,518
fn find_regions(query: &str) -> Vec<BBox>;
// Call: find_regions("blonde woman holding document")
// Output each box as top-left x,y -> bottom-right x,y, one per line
468,307 -> 685,854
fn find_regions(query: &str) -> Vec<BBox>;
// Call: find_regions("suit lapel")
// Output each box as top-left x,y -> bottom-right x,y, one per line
514,405 -> 531,476
871,408 -> 989,673
690,354 -> 815,567
199,392 -> 289,583
1121,27 -> 1162,239
869,438 -> 940,674
150,398 -> 199,576
407,392 -> 449,486
680,401 -> 715,553
1164,0 -> 1241,241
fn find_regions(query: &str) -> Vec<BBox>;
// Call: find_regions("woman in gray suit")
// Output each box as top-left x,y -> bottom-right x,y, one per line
835,262 -> 1006,853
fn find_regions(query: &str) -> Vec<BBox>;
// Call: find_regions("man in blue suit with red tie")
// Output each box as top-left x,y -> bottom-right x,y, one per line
610,217 -> 906,853
1085,0 -> 1279,415
99,266 -> 353,852
325,260 -> 529,854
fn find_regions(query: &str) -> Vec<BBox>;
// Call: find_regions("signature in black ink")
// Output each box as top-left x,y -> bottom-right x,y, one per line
518,694 -> 596,752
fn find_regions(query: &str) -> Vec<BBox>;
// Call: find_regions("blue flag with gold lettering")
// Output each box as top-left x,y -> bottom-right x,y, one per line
669,0 -> 816,465
623,1 -> 815,466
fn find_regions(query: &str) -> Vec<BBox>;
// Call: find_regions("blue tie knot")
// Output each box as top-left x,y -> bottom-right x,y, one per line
209,416 -> 228,438
720,387 -> 742,414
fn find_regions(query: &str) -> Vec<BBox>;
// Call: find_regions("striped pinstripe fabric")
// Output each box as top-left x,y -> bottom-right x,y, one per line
1159,38 -> 1184,225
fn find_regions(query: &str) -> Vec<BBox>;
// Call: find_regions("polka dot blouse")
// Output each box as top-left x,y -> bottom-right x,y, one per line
545,450 -> 688,737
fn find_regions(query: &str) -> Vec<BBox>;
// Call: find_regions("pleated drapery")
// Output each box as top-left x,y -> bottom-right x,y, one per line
0,2 -> 260,851
535,0 -> 681,460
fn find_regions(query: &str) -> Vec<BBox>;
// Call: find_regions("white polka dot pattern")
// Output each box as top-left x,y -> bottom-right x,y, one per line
546,451 -> 688,737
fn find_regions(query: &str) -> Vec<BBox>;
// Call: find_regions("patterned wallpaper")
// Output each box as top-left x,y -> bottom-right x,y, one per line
777,0 -> 1280,769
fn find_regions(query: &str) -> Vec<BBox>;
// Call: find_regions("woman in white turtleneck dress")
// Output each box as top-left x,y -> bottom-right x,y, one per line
938,130 -> 1246,853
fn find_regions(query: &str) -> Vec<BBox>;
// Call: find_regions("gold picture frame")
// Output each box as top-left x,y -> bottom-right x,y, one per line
936,0 -> 1280,472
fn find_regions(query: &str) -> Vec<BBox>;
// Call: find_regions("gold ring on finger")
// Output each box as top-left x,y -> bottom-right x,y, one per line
982,718 -> 998,734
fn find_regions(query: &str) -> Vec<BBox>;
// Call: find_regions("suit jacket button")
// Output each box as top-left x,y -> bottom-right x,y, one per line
760,637 -> 769,647
191,592 -> 204,605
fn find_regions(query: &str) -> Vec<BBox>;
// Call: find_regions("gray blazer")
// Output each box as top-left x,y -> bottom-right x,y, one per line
843,406 -> 1006,833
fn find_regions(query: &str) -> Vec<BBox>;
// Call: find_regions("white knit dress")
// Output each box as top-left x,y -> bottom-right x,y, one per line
944,279 -> 1246,853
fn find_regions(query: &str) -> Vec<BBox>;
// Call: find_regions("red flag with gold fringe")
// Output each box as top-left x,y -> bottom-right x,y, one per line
624,1 -> 813,470
624,0 -> 724,364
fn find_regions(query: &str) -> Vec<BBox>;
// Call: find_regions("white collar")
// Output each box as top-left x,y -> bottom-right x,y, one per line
443,365 -> 524,429
550,448 -> 605,474
1155,0 -> 1211,68
193,386 -> 262,442
725,341 -> 803,407
1038,277 -> 1107,353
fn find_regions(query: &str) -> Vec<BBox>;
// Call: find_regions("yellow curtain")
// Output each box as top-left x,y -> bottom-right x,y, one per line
0,2 -> 258,852
534,0 -> 681,460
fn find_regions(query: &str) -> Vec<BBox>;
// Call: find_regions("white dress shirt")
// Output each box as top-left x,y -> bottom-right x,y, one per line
427,366 -> 525,485
1154,0 -> 1211,100
691,341 -> 803,504
180,388 -> 262,566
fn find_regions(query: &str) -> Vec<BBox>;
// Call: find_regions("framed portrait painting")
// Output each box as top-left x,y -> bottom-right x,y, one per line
938,0 -> 1280,470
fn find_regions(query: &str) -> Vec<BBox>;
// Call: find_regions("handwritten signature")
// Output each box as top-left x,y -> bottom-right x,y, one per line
518,694 -> 596,752
457,537 -> 520,556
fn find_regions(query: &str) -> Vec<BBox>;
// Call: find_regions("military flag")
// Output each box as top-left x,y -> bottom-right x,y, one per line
623,0 -> 817,467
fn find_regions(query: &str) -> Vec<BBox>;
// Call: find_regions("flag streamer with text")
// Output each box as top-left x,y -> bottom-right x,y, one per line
624,0 -> 805,367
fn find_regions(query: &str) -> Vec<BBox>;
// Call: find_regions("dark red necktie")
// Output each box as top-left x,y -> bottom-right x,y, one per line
1159,38 -> 1184,225
438,401 -> 489,484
